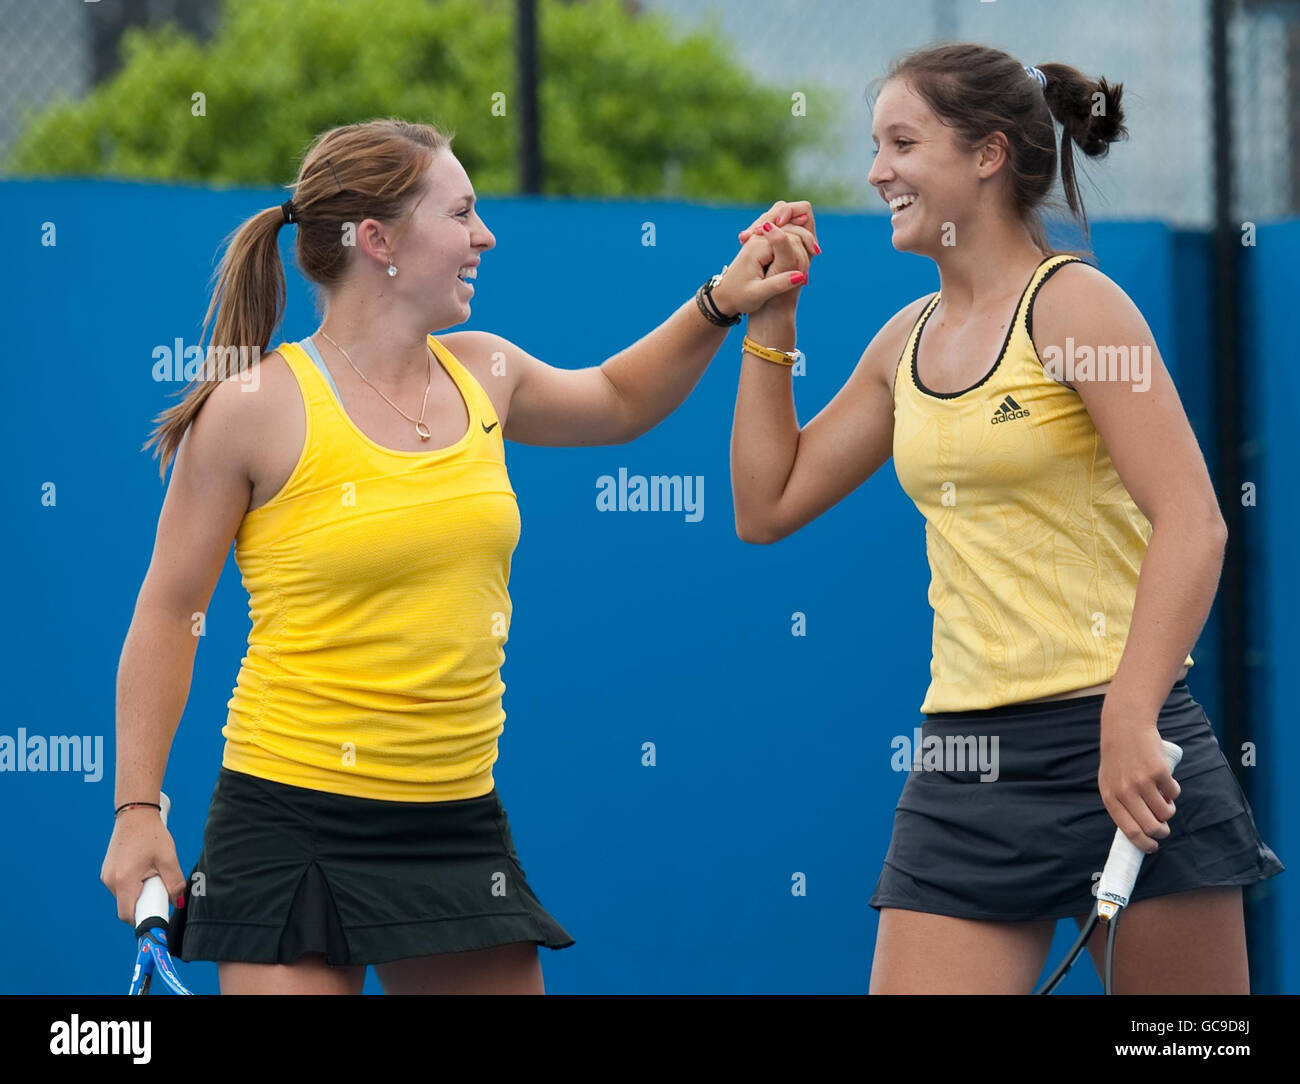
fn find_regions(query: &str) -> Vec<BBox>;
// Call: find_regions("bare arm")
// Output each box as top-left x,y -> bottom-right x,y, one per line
1035,265 -> 1226,720
450,305 -> 733,448
731,298 -> 927,543
103,374 -> 258,921
467,230 -> 815,448
1035,264 -> 1225,853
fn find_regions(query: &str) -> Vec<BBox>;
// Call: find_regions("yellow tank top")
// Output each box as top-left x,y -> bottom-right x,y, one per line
222,335 -> 520,800
892,254 -> 1193,714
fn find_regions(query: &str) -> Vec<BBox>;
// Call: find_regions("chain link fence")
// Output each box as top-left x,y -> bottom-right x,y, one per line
651,0 -> 1297,227
1,0 -> 221,159
1,0 -> 1296,226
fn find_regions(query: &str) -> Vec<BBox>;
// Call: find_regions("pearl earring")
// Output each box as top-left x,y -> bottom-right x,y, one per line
387,262 -> 397,277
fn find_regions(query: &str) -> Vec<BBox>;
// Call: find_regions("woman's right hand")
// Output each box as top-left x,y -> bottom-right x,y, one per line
750,222 -> 816,329
101,808 -> 188,925
710,221 -> 818,319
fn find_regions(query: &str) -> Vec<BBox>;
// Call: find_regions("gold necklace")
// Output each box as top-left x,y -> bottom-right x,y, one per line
316,330 -> 435,440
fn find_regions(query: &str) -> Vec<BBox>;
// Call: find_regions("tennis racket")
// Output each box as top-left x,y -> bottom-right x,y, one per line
1036,739 -> 1183,994
127,791 -> 193,995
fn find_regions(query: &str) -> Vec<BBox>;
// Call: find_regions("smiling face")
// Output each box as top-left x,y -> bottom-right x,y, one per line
868,77 -> 996,256
374,147 -> 496,329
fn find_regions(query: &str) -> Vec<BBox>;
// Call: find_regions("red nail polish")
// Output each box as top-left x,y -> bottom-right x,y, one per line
790,271 -> 807,285
762,222 -> 774,232
176,893 -> 186,908
813,243 -> 822,255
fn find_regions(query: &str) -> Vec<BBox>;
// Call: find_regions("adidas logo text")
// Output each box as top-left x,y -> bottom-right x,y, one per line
990,395 -> 1030,424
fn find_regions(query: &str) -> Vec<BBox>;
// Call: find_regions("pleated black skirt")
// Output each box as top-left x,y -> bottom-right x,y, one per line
171,767 -> 574,966
869,681 -> 1284,921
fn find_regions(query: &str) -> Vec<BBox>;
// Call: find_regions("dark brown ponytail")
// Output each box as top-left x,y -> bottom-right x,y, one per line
1037,62 -> 1128,238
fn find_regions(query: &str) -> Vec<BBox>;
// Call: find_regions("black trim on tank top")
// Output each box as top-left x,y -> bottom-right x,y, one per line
910,255 -> 1058,400
892,294 -> 938,398
1024,255 -> 1089,342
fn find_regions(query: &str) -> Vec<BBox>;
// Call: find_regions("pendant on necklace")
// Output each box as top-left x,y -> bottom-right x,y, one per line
415,421 -> 432,440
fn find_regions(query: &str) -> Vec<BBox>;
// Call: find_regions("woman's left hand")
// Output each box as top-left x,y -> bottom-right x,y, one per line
738,200 -> 820,247
710,222 -> 817,317
1098,715 -> 1181,855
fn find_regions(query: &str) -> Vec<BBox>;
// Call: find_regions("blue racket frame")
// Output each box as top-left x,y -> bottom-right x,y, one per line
129,921 -> 193,996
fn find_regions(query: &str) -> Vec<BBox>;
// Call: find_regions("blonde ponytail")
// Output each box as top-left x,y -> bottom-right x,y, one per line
141,205 -> 286,480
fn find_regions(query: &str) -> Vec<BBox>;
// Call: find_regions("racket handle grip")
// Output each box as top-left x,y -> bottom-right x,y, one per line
133,792 -> 173,931
1096,740 -> 1183,918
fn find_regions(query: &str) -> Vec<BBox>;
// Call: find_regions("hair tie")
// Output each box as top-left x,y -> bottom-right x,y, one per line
1024,65 -> 1047,89
281,199 -> 297,225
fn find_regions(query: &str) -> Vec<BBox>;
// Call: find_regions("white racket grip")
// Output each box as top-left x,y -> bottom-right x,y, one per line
133,792 -> 173,928
1096,741 -> 1183,917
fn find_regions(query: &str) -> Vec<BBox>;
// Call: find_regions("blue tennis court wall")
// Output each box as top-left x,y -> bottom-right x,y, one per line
0,179 -> 1291,994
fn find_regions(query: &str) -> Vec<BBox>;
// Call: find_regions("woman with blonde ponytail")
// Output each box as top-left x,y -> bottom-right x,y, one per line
731,44 -> 1281,993
101,117 -> 816,994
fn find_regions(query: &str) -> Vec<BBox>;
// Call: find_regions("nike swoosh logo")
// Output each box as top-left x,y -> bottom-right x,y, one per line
482,420 -> 499,433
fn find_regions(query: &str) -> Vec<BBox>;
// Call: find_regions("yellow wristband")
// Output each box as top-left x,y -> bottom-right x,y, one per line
742,335 -> 799,367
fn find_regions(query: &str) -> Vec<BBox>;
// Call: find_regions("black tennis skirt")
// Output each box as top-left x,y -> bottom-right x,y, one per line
869,680 -> 1284,921
170,768 -> 575,966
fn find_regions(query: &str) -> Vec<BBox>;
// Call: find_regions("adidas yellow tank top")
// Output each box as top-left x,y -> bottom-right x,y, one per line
892,254 -> 1193,714
222,335 -> 520,800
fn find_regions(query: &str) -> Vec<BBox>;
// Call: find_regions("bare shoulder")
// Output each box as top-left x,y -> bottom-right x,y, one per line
869,293 -> 934,394
1030,260 -> 1149,346
436,330 -> 517,421
199,349 -> 298,446
135,355 -> 299,616
438,330 -> 508,377
191,349 -> 304,509
1031,260 -> 1132,326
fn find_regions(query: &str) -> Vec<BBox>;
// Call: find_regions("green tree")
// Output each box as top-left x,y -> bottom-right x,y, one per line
8,0 -> 847,205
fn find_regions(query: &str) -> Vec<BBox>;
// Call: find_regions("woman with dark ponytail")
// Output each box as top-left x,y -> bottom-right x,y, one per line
731,43 -> 1282,993
101,117 -> 814,994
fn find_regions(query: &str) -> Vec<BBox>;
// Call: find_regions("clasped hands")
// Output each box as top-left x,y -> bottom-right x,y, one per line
708,200 -> 820,326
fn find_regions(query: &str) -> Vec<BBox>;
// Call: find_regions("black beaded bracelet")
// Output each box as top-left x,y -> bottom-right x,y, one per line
695,286 -> 728,326
115,801 -> 162,816
696,277 -> 741,327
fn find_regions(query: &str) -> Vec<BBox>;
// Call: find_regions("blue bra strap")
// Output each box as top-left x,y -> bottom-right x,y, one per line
296,337 -> 343,402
